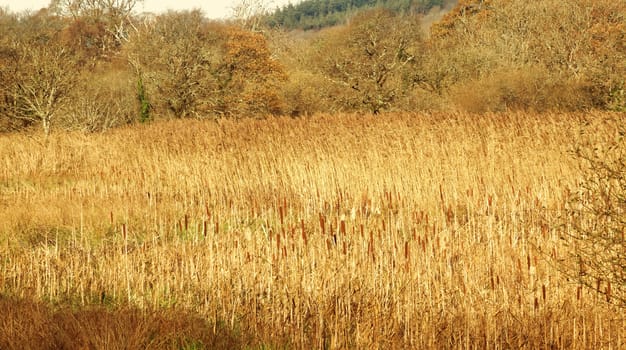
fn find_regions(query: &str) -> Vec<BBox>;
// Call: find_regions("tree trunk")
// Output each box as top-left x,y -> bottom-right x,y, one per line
42,115 -> 51,136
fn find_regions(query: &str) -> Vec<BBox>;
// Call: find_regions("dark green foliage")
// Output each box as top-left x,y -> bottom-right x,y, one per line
265,0 -> 445,30
136,75 -> 151,123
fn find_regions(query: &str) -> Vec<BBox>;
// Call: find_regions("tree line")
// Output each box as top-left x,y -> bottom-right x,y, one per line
264,0 -> 452,30
0,0 -> 624,134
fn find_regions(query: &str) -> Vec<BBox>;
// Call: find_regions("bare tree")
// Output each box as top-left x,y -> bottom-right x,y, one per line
126,10 -> 285,119
317,9 -> 423,113
560,115 -> 626,307
6,45 -> 78,135
126,10 -> 220,118
0,11 -> 78,135
231,0 -> 271,31
49,0 -> 142,55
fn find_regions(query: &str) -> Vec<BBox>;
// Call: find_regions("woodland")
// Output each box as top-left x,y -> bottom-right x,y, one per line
0,0 -> 624,135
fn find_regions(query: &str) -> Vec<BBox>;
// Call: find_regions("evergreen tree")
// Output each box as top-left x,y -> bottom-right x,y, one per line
265,0 -> 444,30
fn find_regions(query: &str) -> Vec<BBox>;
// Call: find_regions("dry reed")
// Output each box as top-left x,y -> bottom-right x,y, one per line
0,111 -> 624,348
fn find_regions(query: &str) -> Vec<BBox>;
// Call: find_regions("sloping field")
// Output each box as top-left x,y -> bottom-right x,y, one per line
0,112 -> 624,348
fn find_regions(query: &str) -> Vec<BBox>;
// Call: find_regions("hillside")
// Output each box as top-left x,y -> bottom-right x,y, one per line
265,0 -> 457,30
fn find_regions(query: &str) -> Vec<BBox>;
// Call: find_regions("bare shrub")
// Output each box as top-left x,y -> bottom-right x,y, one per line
561,113 -> 626,307
449,65 -> 594,113
59,69 -> 136,132
432,0 -> 626,112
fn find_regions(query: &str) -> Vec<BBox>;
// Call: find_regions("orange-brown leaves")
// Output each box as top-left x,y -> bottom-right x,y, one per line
59,19 -> 108,63
220,26 -> 287,117
125,16 -> 286,118
224,29 -> 283,77
431,0 -> 494,38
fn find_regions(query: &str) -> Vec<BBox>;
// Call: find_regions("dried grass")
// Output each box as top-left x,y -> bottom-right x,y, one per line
0,111 -> 624,348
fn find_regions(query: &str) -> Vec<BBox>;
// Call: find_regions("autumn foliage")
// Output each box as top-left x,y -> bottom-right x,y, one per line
0,0 -> 624,133
125,10 -> 287,119
430,0 -> 626,111
220,28 -> 286,116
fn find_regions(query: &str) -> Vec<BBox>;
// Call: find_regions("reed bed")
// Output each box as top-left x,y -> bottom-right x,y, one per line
0,111 -> 624,348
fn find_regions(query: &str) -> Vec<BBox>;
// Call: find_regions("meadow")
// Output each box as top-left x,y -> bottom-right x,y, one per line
0,111 -> 624,349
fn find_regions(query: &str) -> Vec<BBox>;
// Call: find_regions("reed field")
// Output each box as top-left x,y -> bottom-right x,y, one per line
0,111 -> 624,349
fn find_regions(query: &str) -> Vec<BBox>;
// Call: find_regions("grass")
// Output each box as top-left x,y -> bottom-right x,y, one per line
0,294 -> 245,349
0,111 -> 624,348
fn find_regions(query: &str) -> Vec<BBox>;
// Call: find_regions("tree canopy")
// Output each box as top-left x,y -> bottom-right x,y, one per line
0,0 -> 624,134
265,0 -> 451,30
